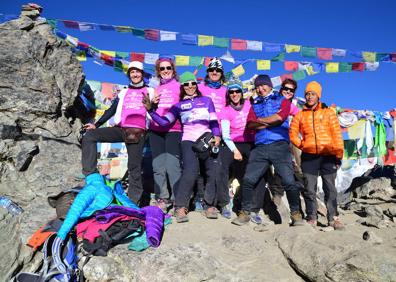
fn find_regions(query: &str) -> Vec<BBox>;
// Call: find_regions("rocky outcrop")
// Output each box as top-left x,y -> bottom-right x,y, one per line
0,9 -> 84,280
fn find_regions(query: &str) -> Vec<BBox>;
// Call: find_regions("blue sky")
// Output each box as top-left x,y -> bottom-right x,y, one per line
1,0 -> 395,111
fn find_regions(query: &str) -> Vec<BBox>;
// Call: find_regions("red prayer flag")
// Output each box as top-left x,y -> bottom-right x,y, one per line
391,53 -> 396,62
204,57 -> 211,67
316,48 -> 333,60
281,73 -> 293,81
352,62 -> 365,71
62,20 -> 79,29
130,53 -> 145,62
100,54 -> 114,66
145,29 -> 160,41
284,61 -> 298,71
231,39 -> 247,50
77,41 -> 89,51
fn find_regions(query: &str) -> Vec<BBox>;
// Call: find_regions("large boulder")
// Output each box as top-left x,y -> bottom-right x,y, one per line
0,11 -> 84,280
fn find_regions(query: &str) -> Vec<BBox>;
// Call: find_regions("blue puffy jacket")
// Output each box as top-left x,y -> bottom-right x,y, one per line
57,173 -> 139,240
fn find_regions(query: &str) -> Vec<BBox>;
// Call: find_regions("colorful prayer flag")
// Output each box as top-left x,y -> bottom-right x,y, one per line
284,61 -> 298,71
98,24 -> 115,31
281,74 -> 293,81
75,51 -> 86,61
391,53 -> 396,62
114,60 -> 123,72
332,48 -> 347,57
246,40 -> 262,51
231,39 -> 247,50
213,37 -> 229,48
362,51 -> 376,62
376,53 -> 390,62
204,57 -> 211,66
198,35 -> 214,46
190,56 -> 203,66
77,41 -> 89,51
62,20 -> 79,29
145,29 -> 160,40
65,35 -> 78,47
271,53 -> 285,62
325,62 -> 339,73
232,65 -> 245,77
350,50 -> 363,59
301,46 -> 317,58
285,44 -> 301,53
317,48 -> 333,60
292,70 -> 306,81
339,62 -> 352,72
256,60 -> 271,70
365,62 -> 379,71
352,62 -> 365,71
55,29 -> 67,40
181,34 -> 198,45
115,26 -> 132,33
132,28 -> 145,38
263,42 -> 282,52
175,55 -> 190,66
130,52 -> 145,62
160,30 -> 177,41
78,22 -> 95,31
271,76 -> 282,87
144,53 -> 159,64
101,50 -> 115,57
87,46 -> 100,58
115,52 -> 129,59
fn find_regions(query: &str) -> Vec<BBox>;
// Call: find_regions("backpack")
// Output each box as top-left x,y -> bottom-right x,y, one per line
16,233 -> 81,282
81,218 -> 144,257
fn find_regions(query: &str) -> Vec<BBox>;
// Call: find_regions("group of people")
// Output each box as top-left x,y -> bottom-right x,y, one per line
81,56 -> 345,230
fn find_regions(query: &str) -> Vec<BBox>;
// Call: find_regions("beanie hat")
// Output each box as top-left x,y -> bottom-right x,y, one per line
254,74 -> 273,88
207,57 -> 223,71
179,72 -> 197,84
226,79 -> 243,92
127,61 -> 144,72
305,81 -> 322,99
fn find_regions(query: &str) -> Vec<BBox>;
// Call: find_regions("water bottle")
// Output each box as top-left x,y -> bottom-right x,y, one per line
0,196 -> 23,216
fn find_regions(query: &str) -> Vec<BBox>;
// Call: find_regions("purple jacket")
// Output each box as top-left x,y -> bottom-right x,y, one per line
95,205 -> 165,248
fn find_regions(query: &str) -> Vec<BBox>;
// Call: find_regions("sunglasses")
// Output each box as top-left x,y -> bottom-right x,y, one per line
207,68 -> 222,73
281,86 -> 296,93
159,66 -> 173,71
182,81 -> 197,87
228,89 -> 242,94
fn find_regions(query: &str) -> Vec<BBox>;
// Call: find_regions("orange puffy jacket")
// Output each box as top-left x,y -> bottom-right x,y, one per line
289,103 -> 344,160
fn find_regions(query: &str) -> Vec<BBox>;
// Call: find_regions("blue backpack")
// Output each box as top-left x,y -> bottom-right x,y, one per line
16,233 -> 81,282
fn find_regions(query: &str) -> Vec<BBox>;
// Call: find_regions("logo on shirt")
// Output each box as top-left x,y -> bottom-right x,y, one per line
181,103 -> 192,110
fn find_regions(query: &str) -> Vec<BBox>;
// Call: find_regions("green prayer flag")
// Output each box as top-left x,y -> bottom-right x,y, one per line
114,60 -> 123,72
301,46 -> 317,58
271,53 -> 285,62
213,37 -> 229,48
376,53 -> 389,62
46,19 -> 57,28
292,70 -> 306,81
132,28 -> 145,38
339,62 -> 352,72
189,56 -> 203,66
115,52 -> 129,59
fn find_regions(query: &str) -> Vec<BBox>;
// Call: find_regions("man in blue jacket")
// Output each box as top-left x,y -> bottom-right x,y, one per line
231,75 -> 304,226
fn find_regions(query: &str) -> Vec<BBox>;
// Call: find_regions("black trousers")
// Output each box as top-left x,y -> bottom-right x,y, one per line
81,127 -> 145,204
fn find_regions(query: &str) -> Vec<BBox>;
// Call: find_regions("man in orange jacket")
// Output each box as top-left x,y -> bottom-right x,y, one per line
289,81 -> 345,230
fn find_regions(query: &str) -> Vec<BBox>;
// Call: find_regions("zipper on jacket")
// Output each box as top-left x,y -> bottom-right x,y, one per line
312,110 -> 318,154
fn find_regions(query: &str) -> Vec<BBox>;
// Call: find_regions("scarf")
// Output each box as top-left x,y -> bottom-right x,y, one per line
128,80 -> 145,89
160,78 -> 174,85
206,80 -> 222,89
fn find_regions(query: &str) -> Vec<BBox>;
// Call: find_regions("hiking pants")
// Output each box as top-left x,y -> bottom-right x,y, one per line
174,141 -> 217,209
81,127 -> 145,204
241,141 -> 300,213
148,131 -> 182,201
301,153 -> 338,222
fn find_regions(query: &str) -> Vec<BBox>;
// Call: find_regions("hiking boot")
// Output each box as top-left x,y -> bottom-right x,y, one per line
231,211 -> 250,226
194,198 -> 204,211
221,205 -> 232,219
290,211 -> 305,226
306,219 -> 317,227
175,208 -> 189,223
250,212 -> 262,225
205,206 -> 218,219
156,199 -> 169,213
329,218 -> 345,231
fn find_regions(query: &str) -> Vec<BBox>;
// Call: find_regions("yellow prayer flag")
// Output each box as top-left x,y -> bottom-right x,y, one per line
325,62 -> 339,73
285,44 -> 301,53
175,55 -> 190,66
257,60 -> 271,70
198,35 -> 214,46
122,63 -> 129,73
362,51 -> 376,62
101,50 -> 116,57
232,65 -> 245,77
306,66 -> 318,76
76,51 -> 86,61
